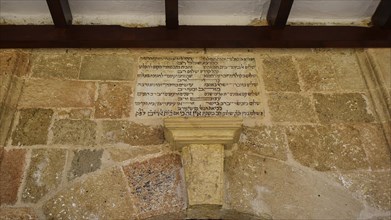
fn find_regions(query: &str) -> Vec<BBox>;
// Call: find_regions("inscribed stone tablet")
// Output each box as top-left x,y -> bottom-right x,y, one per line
134,56 -> 264,118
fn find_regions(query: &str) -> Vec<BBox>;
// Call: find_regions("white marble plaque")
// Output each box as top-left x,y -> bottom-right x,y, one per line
134,56 -> 264,118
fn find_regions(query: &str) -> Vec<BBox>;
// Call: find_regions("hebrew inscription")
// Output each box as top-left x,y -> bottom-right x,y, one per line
134,56 -> 264,118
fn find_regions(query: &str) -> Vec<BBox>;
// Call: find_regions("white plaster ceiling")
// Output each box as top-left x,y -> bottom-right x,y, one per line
0,0 -> 381,26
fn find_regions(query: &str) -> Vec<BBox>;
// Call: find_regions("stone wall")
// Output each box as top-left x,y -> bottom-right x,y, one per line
0,48 -> 390,219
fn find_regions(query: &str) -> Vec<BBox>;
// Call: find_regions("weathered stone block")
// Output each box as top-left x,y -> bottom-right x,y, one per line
239,126 -> 288,161
22,149 -> 66,203
356,124 -> 391,170
330,51 -> 367,91
225,152 -> 363,219
19,79 -> 96,108
314,93 -> 374,123
0,149 -> 26,205
95,82 -> 132,119
68,149 -> 103,180
58,108 -> 92,120
43,167 -> 136,219
182,144 -> 224,206
100,121 -> 164,146
0,207 -> 37,220
122,154 -> 186,218
331,171 -> 391,211
268,93 -> 317,123
108,146 -> 161,162
0,50 -> 30,77
52,119 -> 96,146
261,56 -> 300,92
296,55 -> 338,91
30,53 -> 81,79
286,125 -> 369,171
80,55 -> 135,80
12,108 -> 53,146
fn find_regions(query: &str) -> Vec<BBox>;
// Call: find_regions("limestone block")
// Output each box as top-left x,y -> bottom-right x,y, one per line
80,55 -> 135,80
43,167 -> 136,219
239,126 -> 288,161
108,146 -> 161,162
122,154 -> 186,219
52,119 -> 96,146
19,79 -> 96,108
267,93 -> 317,123
0,208 -> 37,220
286,125 -> 369,171
261,56 -> 300,92
296,54 -> 338,91
30,53 -> 81,79
68,149 -> 103,180
314,93 -> 374,123
22,149 -> 66,203
0,149 -> 26,205
182,144 -> 224,206
225,152 -> 363,219
95,82 -> 132,119
12,108 -> 53,146
100,120 -> 164,146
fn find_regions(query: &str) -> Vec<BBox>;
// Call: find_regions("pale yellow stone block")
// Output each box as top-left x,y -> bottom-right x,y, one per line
182,144 -> 224,206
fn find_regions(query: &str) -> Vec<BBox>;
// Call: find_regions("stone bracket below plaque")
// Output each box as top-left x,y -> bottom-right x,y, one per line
163,117 -> 243,151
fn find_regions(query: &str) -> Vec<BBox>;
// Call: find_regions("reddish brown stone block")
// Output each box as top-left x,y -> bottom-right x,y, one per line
95,82 -> 132,119
0,149 -> 26,205
122,154 -> 186,218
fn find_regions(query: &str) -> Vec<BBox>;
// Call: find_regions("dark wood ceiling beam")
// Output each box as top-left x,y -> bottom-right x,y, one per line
267,0 -> 294,27
46,0 -> 73,27
372,0 -> 391,28
0,25 -> 390,48
165,0 -> 179,29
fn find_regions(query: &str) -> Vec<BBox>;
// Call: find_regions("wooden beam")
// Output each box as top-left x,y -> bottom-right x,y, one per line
0,25 -> 390,48
267,0 -> 294,27
46,0 -> 73,27
372,0 -> 391,28
165,0 -> 179,29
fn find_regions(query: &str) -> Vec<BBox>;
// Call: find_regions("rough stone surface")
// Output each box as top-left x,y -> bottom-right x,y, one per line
108,146 -> 161,162
68,149 -> 103,180
30,53 -> 81,79
95,82 -> 132,119
331,51 -> 367,91
286,125 -> 369,171
261,56 -> 300,92
80,55 -> 135,80
58,108 -> 92,120
100,121 -> 164,146
182,144 -> 224,206
122,154 -> 186,219
0,149 -> 26,205
314,93 -> 375,123
0,207 -> 37,220
12,108 -> 53,146
296,55 -> 338,91
19,79 -> 96,108
22,149 -> 66,203
0,76 -> 25,146
356,124 -> 391,170
268,93 -> 317,123
43,167 -> 136,219
239,126 -> 288,161
225,152 -> 363,219
0,50 -> 30,77
52,119 -> 96,146
331,171 -> 391,211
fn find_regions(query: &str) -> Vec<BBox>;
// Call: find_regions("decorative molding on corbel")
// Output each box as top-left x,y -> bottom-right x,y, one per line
163,117 -> 242,150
